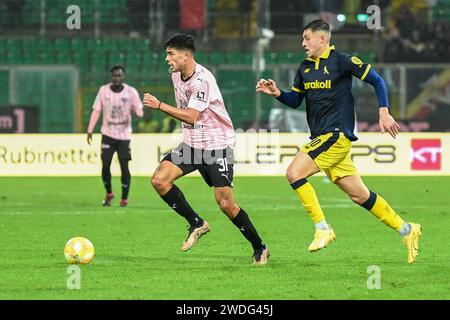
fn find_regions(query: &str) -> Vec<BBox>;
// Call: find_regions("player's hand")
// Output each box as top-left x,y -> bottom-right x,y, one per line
379,107 -> 400,139
256,78 -> 280,97
143,93 -> 161,110
87,132 -> 93,145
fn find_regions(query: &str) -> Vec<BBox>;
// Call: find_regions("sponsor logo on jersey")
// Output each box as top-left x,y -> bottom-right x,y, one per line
303,80 -> 332,90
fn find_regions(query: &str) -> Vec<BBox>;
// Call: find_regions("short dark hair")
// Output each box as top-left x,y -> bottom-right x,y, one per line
110,64 -> 125,74
303,19 -> 331,33
165,34 -> 196,52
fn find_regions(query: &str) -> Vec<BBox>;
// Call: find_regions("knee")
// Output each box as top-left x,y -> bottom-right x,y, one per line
286,167 -> 304,184
119,159 -> 130,171
349,193 -> 369,205
218,198 -> 236,214
151,174 -> 169,192
101,160 -> 112,170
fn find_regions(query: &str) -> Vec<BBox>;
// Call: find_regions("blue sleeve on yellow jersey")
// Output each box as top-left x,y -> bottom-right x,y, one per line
276,90 -> 305,109
363,68 -> 390,108
338,52 -> 389,107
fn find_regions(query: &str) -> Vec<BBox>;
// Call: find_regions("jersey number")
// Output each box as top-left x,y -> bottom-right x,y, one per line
217,158 -> 228,172
196,92 -> 205,100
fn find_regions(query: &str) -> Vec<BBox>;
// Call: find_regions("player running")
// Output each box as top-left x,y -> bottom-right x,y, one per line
87,65 -> 144,207
256,20 -> 422,264
143,34 -> 269,265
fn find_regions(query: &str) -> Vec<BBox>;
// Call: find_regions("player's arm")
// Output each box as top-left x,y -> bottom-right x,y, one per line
362,68 -> 400,138
143,93 -> 201,125
277,88 -> 306,109
135,107 -> 144,117
131,88 -> 144,118
86,90 -> 102,145
339,54 -> 400,138
256,69 -> 305,108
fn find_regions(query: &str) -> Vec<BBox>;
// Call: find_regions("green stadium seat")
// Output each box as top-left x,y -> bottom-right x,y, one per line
91,60 -> 108,73
21,38 -> 36,53
109,51 -> 127,65
90,68 -> 108,84
36,38 -> 53,52
70,38 -> 85,51
46,12 -> 59,25
85,38 -> 103,51
127,52 -> 142,64
5,52 -> 21,65
362,52 -> 375,63
5,47 -> 22,64
38,52 -> 56,64
125,55 -> 141,66
112,15 -> 128,24
293,52 -> 306,63
142,57 -> 158,69
134,38 -> 152,51
5,38 -> 22,51
242,53 -> 253,65
55,52 -> 72,64
195,52 -> 208,64
23,0 -> 40,25
118,38 -> 133,51
264,52 -> 278,64
146,52 -> 164,67
226,52 -> 243,64
125,65 -> 141,77
0,71 -> 9,104
209,52 -> 226,65
54,38 -> 70,52
91,50 -> 108,62
277,51 -> 295,64
71,52 -> 89,66
22,52 -> 37,64
103,38 -> 120,52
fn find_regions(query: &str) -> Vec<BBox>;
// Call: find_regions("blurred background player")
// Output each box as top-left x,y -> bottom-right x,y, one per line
87,65 -> 144,207
143,34 -> 269,265
256,20 -> 422,264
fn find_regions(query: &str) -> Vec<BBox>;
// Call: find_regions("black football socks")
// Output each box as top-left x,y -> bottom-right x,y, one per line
161,185 -> 204,227
232,208 -> 265,250
119,159 -> 131,200
102,166 -> 112,193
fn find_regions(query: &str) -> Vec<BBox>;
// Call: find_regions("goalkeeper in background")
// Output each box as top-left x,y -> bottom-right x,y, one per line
256,20 -> 422,264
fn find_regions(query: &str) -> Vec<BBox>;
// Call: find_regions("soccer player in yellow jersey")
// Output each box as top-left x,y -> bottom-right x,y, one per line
256,19 -> 422,264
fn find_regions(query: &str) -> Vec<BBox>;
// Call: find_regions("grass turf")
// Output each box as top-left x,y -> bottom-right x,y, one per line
0,176 -> 449,299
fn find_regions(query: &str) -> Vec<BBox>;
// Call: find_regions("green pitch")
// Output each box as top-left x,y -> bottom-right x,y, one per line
1,176 -> 449,299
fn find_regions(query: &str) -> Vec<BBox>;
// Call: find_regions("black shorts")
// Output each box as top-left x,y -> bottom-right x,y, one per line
161,142 -> 234,188
101,135 -> 131,162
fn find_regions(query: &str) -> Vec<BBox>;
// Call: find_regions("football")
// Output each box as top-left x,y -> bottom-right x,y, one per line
64,237 -> 95,264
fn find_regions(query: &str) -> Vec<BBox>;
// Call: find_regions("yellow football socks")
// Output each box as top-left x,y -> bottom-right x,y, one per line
361,191 -> 404,231
291,178 -> 325,224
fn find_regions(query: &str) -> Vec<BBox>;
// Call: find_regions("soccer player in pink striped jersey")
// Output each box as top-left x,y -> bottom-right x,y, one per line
143,34 -> 269,265
87,65 -> 144,207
